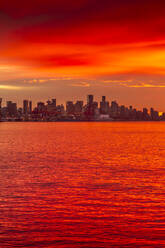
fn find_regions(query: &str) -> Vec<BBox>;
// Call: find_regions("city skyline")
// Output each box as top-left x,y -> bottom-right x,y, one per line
0,93 -> 164,113
0,88 -> 165,113
0,1 -> 165,110
0,94 -> 164,121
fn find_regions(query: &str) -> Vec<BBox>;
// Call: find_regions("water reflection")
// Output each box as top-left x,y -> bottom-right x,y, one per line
0,122 -> 165,247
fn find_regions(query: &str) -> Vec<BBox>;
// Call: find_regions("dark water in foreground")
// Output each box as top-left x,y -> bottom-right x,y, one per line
0,122 -> 165,247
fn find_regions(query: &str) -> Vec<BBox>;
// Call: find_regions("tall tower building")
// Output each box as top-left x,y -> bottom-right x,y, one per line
6,101 -> 17,117
102,96 -> 106,102
51,99 -> 56,107
100,96 -> 109,114
29,101 -> 32,114
23,100 -> 29,115
0,98 -> 2,119
66,101 -> 74,114
87,95 -> 93,105
75,101 -> 83,114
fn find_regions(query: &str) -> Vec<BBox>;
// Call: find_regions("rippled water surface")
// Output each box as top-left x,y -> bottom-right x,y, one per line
0,122 -> 165,247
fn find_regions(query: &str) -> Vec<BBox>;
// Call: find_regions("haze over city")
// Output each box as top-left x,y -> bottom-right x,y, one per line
0,0 -> 165,111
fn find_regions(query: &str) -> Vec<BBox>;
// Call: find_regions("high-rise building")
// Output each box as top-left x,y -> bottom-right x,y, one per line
46,99 -> 57,113
29,101 -> 32,114
23,100 -> 29,115
7,101 -> 17,117
100,96 -> 109,114
0,98 -> 2,119
51,99 -> 56,107
66,101 -> 74,114
84,94 -> 98,120
75,101 -> 83,114
37,102 -> 45,111
143,108 -> 149,121
120,105 -> 126,119
150,107 -> 159,120
87,95 -> 93,105
102,96 -> 106,102
56,104 -> 65,114
110,101 -> 119,118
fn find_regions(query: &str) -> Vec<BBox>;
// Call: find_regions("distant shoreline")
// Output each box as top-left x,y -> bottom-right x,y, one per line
0,119 -> 164,123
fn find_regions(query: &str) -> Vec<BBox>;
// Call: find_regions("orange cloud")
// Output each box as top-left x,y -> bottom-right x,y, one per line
0,0 -> 165,108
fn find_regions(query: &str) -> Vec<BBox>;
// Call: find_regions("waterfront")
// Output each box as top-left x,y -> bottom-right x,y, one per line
0,122 -> 165,247
1,94 -> 164,122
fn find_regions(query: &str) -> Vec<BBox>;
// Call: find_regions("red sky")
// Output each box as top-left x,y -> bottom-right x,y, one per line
0,0 -> 165,110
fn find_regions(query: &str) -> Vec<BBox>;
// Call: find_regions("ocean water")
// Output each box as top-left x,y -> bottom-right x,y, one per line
0,122 -> 165,247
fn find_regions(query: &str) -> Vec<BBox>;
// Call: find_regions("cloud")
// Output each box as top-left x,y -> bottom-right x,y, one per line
0,85 -> 23,90
22,77 -> 78,84
102,79 -> 133,83
71,82 -> 90,87
24,79 -> 48,84
120,82 -> 165,88
99,78 -> 165,88
0,0 -> 165,102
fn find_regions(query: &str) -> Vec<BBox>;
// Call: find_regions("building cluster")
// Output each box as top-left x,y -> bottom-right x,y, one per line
0,95 -> 165,121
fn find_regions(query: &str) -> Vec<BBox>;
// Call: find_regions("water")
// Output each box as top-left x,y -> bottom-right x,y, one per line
0,122 -> 165,247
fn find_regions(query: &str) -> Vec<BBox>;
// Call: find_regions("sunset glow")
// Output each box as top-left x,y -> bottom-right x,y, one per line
0,0 -> 165,110
1,2 -> 165,246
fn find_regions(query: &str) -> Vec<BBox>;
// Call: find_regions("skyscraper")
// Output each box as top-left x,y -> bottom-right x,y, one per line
6,101 -> 17,117
29,101 -> 32,114
87,95 -> 93,105
100,96 -> 109,114
66,101 -> 74,114
51,99 -> 56,107
102,96 -> 106,102
110,101 -> 119,118
0,98 -> 2,119
23,100 -> 29,115
74,101 -> 83,114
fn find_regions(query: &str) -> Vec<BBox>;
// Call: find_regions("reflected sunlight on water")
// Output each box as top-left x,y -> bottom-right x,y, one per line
0,122 -> 165,247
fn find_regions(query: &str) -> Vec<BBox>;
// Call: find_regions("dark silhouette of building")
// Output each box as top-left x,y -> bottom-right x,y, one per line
100,96 -> 109,114
110,101 -> 119,118
23,100 -> 29,115
1,94 -> 164,121
143,108 -> 150,120
7,101 -> 17,117
150,108 -> 159,121
66,101 -> 75,114
87,95 -> 94,105
84,95 -> 99,120
51,99 -> 56,107
75,101 -> 83,114
29,101 -> 32,114
0,98 -> 2,120
37,102 -> 45,111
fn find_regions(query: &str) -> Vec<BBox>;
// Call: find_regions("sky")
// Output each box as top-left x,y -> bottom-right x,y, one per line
0,0 -> 165,110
